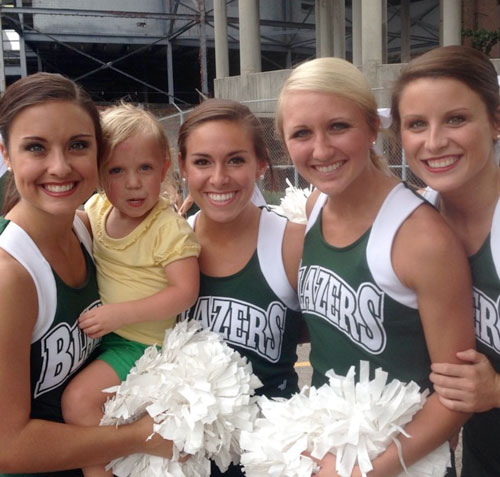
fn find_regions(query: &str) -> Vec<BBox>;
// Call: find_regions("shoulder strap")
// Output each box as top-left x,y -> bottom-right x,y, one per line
490,196 -> 500,280
187,211 -> 199,230
305,192 -> 328,234
251,184 -> 267,207
420,186 -> 440,207
367,183 -> 423,308
0,214 -> 94,343
0,222 -> 57,343
257,208 -> 300,311
73,213 -> 93,260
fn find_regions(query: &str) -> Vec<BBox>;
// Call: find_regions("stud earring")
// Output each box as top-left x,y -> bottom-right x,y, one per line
181,176 -> 186,183
259,174 -> 265,180
6,166 -> 11,172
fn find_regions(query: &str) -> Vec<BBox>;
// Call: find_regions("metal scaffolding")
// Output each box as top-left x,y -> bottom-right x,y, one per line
0,1 -> 442,105
0,1 -> 318,104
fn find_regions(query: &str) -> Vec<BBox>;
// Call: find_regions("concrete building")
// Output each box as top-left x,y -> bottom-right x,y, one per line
214,0 -> 500,109
3,0 -> 493,107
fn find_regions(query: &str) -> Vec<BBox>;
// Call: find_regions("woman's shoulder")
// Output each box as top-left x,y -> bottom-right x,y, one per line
401,201 -> 451,243
0,220 -> 55,317
283,219 -> 306,242
394,202 -> 466,287
0,246 -> 37,305
0,253 -> 38,360
305,188 -> 323,218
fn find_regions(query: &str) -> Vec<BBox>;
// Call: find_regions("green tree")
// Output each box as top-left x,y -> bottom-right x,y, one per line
462,28 -> 500,56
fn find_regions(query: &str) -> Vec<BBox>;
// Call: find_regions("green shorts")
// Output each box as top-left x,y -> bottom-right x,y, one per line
97,333 -> 154,381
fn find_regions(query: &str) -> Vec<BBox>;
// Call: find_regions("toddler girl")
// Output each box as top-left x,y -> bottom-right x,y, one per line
62,103 -> 200,477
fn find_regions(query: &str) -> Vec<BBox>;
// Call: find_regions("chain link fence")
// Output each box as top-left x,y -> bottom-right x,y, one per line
159,98 -> 424,207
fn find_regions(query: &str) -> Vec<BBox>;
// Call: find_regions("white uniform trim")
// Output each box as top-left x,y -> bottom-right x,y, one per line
186,212 -> 197,229
425,186 -> 500,281
367,183 -> 422,309
258,208 -> 300,311
188,208 -> 300,311
251,184 -> 267,207
305,184 -> 421,309
490,197 -> 500,280
0,214 -> 93,343
306,192 -> 328,234
420,186 -> 440,207
73,213 -> 93,258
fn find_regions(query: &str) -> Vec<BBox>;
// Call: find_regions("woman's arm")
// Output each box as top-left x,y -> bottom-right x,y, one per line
305,188 -> 321,219
0,252 -> 174,473
78,257 -> 200,339
282,221 -> 309,343
282,221 -> 305,291
314,206 -> 475,477
367,206 -> 475,476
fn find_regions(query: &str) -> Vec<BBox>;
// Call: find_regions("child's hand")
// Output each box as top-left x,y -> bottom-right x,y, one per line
78,303 -> 124,338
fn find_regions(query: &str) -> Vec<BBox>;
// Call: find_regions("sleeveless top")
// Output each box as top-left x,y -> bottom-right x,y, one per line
0,215 -> 101,477
422,187 -> 500,476
299,183 -> 432,390
181,207 -> 302,398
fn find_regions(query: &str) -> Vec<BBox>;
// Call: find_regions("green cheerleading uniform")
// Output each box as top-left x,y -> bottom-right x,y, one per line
423,188 -> 500,477
300,183 -> 432,391
0,216 -> 101,477
182,207 -> 302,400
183,207 -> 303,477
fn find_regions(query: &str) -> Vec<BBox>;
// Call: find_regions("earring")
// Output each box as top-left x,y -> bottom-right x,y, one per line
259,174 -> 265,180
181,176 -> 186,183
6,166 -> 11,172
372,140 -> 377,146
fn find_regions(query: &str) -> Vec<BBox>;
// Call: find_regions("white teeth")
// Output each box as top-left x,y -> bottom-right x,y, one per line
45,183 -> 74,192
316,161 -> 344,173
208,192 -> 235,202
426,156 -> 459,169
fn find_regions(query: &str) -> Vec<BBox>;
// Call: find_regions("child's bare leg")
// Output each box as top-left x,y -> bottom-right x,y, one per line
62,360 -> 120,477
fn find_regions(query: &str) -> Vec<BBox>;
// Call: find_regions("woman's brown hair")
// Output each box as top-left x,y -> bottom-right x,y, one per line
178,98 -> 272,177
0,72 -> 102,214
391,45 -> 500,132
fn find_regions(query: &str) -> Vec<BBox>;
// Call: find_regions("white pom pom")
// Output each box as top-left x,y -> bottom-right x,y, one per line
240,361 -> 450,477
101,321 -> 262,476
269,179 -> 312,224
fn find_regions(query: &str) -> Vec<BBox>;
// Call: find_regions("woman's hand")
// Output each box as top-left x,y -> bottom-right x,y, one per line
431,349 -> 500,413
134,415 -> 174,459
312,453 -> 338,476
133,415 -> 191,462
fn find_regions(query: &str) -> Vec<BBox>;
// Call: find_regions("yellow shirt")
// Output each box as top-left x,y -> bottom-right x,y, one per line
85,194 -> 200,345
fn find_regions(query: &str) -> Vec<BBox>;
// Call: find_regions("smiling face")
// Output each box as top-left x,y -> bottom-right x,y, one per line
281,90 -> 377,197
180,119 -> 266,224
398,77 -> 500,193
2,100 -> 98,218
101,132 -> 168,224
